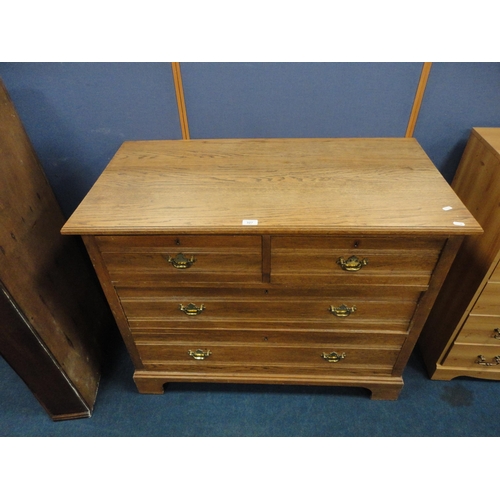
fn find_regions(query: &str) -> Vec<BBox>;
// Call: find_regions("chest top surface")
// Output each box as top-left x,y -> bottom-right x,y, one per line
61,138 -> 481,236
471,128 -> 500,164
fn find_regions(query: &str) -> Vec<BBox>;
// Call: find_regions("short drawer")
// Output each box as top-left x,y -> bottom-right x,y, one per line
271,236 -> 444,286
96,235 -> 262,284
453,315 -> 500,346
118,286 -> 421,333
442,344 -> 500,370
135,341 -> 401,371
469,282 -> 500,316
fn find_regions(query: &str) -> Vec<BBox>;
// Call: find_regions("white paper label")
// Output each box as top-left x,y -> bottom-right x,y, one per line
453,221 -> 465,226
242,219 -> 258,225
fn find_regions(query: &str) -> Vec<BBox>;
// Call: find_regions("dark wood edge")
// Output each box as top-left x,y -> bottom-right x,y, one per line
0,282 -> 92,420
81,235 -> 144,368
262,235 -> 271,283
393,235 -> 464,376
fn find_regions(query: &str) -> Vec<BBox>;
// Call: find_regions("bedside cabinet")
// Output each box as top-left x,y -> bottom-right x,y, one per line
62,138 -> 481,399
419,128 -> 500,380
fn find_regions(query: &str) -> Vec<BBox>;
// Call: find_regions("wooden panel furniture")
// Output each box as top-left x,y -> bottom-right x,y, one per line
0,78 -> 114,420
419,128 -> 500,380
62,138 -> 481,400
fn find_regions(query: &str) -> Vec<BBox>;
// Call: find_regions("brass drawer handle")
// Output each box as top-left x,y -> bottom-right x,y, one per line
476,355 -> 500,366
179,303 -> 205,316
329,304 -> 356,317
166,253 -> 196,269
336,255 -> 368,272
188,349 -> 212,360
476,354 -> 500,366
321,351 -> 346,363
493,328 -> 500,340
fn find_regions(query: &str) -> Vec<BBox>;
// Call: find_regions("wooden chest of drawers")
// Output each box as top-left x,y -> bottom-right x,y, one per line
419,128 -> 500,380
62,138 -> 481,399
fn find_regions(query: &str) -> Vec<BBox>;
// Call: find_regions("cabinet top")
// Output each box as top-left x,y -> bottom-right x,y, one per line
472,128 -> 500,159
62,138 -> 482,236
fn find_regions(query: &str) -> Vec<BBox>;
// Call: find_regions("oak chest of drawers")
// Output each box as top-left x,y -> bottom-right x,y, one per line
62,138 -> 481,400
419,128 -> 500,380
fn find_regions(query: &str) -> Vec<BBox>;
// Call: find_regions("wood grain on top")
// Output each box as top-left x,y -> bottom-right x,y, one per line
62,138 -> 482,235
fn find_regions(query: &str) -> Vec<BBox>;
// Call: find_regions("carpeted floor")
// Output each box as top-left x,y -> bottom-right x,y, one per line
1,333 -> 500,437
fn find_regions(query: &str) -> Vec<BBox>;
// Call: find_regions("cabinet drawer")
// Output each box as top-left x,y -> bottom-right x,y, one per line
470,282 -> 500,316
131,329 -> 407,348
442,344 -> 500,370
119,286 -> 420,333
271,236 -> 444,286
135,342 -> 401,370
453,315 -> 500,345
96,235 -> 262,284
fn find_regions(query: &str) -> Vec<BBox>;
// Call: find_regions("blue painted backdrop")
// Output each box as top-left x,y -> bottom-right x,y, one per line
1,62 -> 499,216
181,62 -> 421,139
414,62 -> 500,182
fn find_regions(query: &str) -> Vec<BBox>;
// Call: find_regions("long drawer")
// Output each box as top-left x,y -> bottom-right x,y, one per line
442,344 -> 500,370
453,315 -> 500,345
118,286 -> 421,333
135,342 -> 401,371
96,235 -> 262,284
271,236 -> 444,286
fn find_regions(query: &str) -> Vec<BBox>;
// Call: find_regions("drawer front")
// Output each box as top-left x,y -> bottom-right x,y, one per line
442,344 -> 500,370
135,342 -> 400,371
271,236 -> 444,286
470,282 -> 500,316
119,286 -> 421,333
97,235 -> 262,284
131,330 -> 407,348
453,315 -> 500,345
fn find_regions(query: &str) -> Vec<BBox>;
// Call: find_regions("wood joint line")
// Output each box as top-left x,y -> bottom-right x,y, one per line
262,235 -> 271,283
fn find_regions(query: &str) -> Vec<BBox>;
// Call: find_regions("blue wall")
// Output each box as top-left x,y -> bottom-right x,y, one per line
1,62 -> 499,216
414,62 -> 500,182
181,62 -> 421,138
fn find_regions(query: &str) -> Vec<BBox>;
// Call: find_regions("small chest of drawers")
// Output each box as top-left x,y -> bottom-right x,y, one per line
419,128 -> 500,380
62,138 -> 481,400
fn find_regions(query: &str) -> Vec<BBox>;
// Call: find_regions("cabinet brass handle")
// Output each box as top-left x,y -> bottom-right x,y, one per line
166,253 -> 196,269
493,328 -> 500,340
188,349 -> 212,360
476,355 -> 500,366
329,304 -> 356,317
179,303 -> 205,316
336,255 -> 368,272
321,351 -> 346,363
